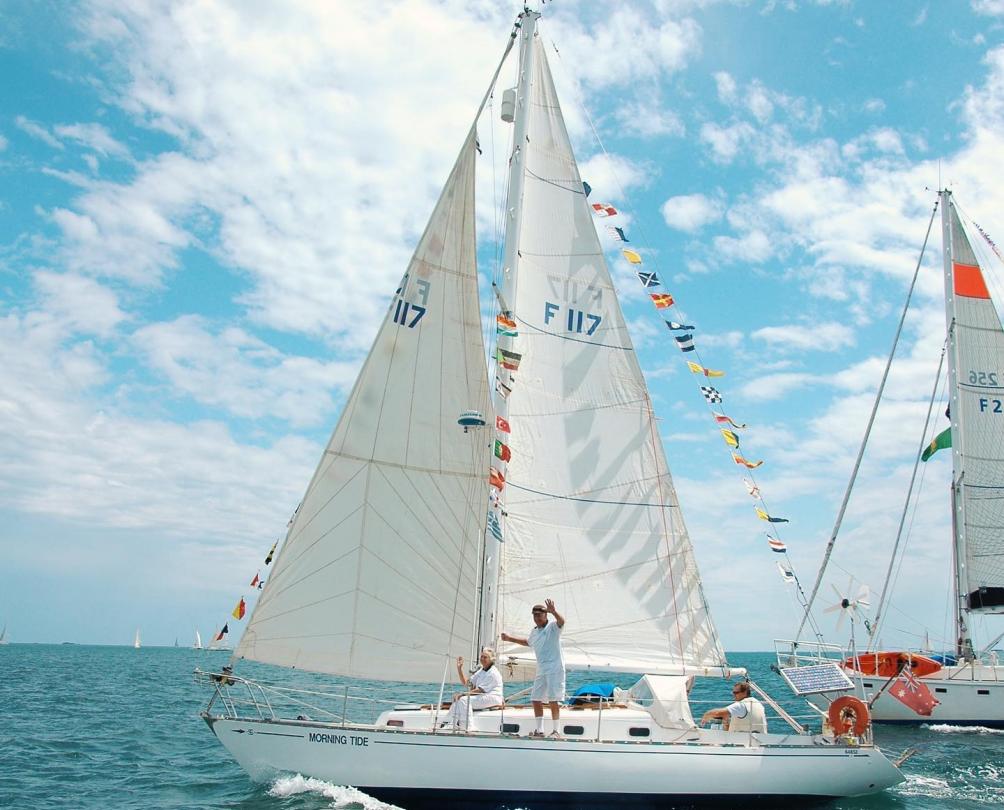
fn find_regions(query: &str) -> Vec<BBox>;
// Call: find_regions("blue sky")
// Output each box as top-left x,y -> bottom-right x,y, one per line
3,0 -> 1004,653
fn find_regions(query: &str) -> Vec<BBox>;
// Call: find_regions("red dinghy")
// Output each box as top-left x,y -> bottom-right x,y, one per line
844,651 -> 942,678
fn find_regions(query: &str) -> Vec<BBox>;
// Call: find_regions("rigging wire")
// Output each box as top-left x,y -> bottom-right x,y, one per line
868,344 -> 948,648
794,197 -> 940,646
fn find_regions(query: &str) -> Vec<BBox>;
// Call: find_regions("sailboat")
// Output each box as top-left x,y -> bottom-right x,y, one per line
202,9 -> 903,802
0,625 -> 8,645
194,630 -> 203,650
134,628 -> 141,649
788,190 -> 1004,726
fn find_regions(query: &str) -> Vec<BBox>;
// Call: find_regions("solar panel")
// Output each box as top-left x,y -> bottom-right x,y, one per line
780,663 -> 855,696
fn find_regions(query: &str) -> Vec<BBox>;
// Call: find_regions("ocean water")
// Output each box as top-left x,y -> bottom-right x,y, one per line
2,645 -> 1004,809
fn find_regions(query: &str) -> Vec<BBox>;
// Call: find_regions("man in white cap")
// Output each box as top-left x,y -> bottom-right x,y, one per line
501,598 -> 565,736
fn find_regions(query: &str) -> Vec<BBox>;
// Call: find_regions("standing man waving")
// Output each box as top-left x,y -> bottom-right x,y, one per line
501,598 -> 565,737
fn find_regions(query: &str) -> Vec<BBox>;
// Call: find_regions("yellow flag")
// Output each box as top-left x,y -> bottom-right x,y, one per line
721,429 -> 739,447
622,249 -> 643,264
687,361 -> 726,378
755,507 -> 770,521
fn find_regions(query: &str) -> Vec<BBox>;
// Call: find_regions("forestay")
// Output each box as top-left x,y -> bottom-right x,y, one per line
946,201 -> 1004,613
498,38 -> 729,675
236,131 -> 492,681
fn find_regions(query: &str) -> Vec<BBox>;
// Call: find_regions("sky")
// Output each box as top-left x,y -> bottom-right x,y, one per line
3,0 -> 1004,656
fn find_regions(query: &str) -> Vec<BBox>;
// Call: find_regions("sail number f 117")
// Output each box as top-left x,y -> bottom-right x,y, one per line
544,302 -> 602,336
392,274 -> 429,329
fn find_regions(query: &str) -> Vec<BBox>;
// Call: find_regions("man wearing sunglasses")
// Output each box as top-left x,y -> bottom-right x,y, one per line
699,681 -> 767,733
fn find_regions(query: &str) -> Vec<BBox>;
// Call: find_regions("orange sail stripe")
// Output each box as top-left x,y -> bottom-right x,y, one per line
953,262 -> 990,299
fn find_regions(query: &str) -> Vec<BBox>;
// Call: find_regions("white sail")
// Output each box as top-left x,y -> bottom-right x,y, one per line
236,130 -> 492,681
945,200 -> 1004,613
497,38 -> 728,674
134,629 -> 141,649
195,630 -> 203,649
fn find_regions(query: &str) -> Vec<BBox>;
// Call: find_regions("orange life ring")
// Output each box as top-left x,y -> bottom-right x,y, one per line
829,696 -> 870,736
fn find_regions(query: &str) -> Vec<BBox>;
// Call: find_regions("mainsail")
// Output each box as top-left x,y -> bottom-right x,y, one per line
497,38 -> 728,674
236,130 -> 492,681
945,198 -> 1004,614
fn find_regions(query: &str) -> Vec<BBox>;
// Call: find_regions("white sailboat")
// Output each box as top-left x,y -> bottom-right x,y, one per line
202,9 -> 903,802
195,630 -> 203,650
783,190 -> 1004,727
134,628 -> 141,649
0,624 -> 8,645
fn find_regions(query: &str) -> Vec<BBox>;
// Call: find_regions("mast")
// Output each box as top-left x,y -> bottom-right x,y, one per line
941,188 -> 974,660
476,8 -> 539,655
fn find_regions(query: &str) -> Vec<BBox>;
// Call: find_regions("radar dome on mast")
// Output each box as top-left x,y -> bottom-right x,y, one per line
458,410 -> 486,432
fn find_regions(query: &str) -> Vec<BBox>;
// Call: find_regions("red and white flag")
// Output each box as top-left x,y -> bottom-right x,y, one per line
889,668 -> 939,716
591,202 -> 618,217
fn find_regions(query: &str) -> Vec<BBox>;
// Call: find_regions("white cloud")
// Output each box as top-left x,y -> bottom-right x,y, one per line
15,115 -> 63,149
738,372 -> 817,401
751,321 -> 856,352
0,133 -> 8,151
699,121 -> 755,163
713,71 -> 737,104
615,100 -> 685,138
53,123 -> 130,158
863,98 -> 886,114
33,271 -> 126,338
912,5 -> 928,26
132,316 -> 360,428
661,192 -> 724,231
712,228 -> 772,263
973,0 -> 1004,15
578,152 -> 650,202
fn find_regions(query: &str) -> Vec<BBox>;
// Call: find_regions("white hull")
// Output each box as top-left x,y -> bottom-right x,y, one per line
207,712 -> 902,804
809,664 -> 1004,726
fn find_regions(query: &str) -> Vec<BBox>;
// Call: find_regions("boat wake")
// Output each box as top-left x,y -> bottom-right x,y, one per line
923,723 -> 1004,735
269,774 -> 403,809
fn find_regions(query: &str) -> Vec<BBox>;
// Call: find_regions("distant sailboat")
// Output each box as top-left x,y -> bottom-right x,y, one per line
194,630 -> 203,650
133,629 -> 141,649
0,625 -> 8,645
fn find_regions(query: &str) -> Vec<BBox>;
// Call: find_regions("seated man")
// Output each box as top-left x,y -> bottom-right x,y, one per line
444,648 -> 504,730
699,681 -> 767,733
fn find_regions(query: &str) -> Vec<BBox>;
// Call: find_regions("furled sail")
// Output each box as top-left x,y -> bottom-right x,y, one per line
236,130 -> 492,680
946,200 -> 1004,613
497,38 -> 729,674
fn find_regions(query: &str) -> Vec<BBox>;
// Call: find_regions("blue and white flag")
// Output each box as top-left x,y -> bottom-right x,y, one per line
487,510 -> 503,542
675,334 -> 695,352
665,321 -> 695,331
607,226 -> 629,242
637,271 -> 660,288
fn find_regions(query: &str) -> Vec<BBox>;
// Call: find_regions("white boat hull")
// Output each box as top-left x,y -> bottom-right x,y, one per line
206,714 -> 902,805
810,665 -> 1004,726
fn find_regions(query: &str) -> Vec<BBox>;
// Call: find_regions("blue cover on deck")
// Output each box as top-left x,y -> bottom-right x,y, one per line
569,683 -> 616,704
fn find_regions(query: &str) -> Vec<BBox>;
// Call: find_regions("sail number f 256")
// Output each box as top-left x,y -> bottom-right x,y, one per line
544,302 -> 601,336
968,370 -> 1000,386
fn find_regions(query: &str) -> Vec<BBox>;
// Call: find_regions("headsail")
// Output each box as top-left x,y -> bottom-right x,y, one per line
236,130 -> 492,681
945,198 -> 1004,614
498,38 -> 728,674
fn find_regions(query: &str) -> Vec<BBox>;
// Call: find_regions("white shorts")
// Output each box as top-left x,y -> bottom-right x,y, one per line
531,669 -> 565,703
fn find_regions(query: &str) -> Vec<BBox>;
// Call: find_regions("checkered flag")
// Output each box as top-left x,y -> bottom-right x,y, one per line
701,386 -> 723,404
